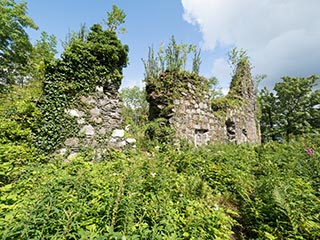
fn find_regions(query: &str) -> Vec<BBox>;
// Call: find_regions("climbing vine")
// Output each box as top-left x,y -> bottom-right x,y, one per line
34,23 -> 128,153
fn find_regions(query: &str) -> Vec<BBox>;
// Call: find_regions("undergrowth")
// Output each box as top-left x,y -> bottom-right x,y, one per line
1,136 -> 319,239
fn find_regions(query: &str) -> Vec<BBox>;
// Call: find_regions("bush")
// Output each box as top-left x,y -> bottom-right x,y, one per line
0,150 -> 234,239
0,82 -> 45,186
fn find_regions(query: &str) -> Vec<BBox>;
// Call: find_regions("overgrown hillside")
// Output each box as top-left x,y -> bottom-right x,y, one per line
1,138 -> 319,239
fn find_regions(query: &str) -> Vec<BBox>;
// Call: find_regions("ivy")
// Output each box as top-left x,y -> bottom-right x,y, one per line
34,23 -> 128,153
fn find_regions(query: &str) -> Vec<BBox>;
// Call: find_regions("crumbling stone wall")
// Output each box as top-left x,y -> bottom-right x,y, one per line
169,98 -> 224,146
146,60 -> 261,146
60,83 -> 136,160
224,59 -> 261,143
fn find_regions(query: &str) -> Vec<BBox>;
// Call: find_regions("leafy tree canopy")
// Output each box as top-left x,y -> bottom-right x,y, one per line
120,86 -> 148,127
105,5 -> 126,34
0,0 -> 38,85
31,32 -> 57,77
45,23 -> 128,95
260,75 -> 320,141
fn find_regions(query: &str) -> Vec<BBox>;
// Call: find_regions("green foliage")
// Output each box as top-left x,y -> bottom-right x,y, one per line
105,5 -> 126,34
62,24 -> 88,50
228,47 -> 250,76
191,46 -> 201,74
228,47 -> 266,96
259,75 -> 320,141
34,23 -> 128,153
259,87 -> 279,141
58,23 -> 128,89
164,36 -> 196,73
211,96 -> 242,112
142,46 -> 160,80
228,57 -> 254,99
1,134 -> 320,239
142,36 -> 201,81
211,97 -> 242,121
120,86 -> 149,127
211,59 -> 249,116
3,138 -> 320,239
208,76 -> 223,100
1,149 -> 234,239
171,139 -> 320,239
31,31 -> 57,81
144,118 -> 175,145
0,0 -> 38,85
0,81 -> 45,186
240,138 -> 320,239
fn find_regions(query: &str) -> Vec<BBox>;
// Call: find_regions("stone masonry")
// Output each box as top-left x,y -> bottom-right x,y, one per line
60,83 -> 136,160
146,60 -> 261,146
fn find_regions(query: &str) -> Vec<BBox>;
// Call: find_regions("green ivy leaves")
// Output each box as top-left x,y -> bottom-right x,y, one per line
34,24 -> 128,153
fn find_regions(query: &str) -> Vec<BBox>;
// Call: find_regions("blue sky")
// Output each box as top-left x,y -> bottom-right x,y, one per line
25,0 -> 227,89
25,0 -> 320,91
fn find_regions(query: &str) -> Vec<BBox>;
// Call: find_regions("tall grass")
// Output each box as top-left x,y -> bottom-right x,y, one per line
1,136 -> 319,239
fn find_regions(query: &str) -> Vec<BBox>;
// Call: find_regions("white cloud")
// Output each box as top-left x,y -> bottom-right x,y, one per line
212,57 -> 231,89
181,0 -> 320,88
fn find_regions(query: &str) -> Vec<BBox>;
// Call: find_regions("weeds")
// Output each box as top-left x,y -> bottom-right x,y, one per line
1,137 -> 319,239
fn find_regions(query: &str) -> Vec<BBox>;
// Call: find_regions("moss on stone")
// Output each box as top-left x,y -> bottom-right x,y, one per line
146,70 -> 209,119
146,54 -> 261,145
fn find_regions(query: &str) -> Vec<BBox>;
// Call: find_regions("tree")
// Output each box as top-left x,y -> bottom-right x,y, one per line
259,75 -> 320,141
192,46 -> 201,74
0,80 -> 42,185
104,5 -> 126,34
120,86 -> 148,126
0,0 -> 38,85
228,47 -> 249,76
259,87 -> 279,141
142,36 -> 202,81
31,32 -> 57,81
208,76 -> 223,100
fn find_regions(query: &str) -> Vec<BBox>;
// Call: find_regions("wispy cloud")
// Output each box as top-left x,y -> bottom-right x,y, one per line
181,0 -> 320,88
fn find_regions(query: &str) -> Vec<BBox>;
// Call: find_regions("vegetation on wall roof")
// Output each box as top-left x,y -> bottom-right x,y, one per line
143,36 -> 209,107
143,36 -> 202,83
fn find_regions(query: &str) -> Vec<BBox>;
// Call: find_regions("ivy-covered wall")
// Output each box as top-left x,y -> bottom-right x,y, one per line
34,24 -> 133,157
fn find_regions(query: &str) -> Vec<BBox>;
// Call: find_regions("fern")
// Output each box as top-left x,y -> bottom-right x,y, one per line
273,186 -> 299,234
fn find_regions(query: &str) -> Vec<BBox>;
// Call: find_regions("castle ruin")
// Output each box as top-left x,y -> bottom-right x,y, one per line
146,59 -> 261,146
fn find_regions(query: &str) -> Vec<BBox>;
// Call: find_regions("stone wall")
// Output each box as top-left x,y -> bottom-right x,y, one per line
146,60 -> 261,146
59,59 -> 260,155
168,95 -> 224,146
60,84 -> 136,160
